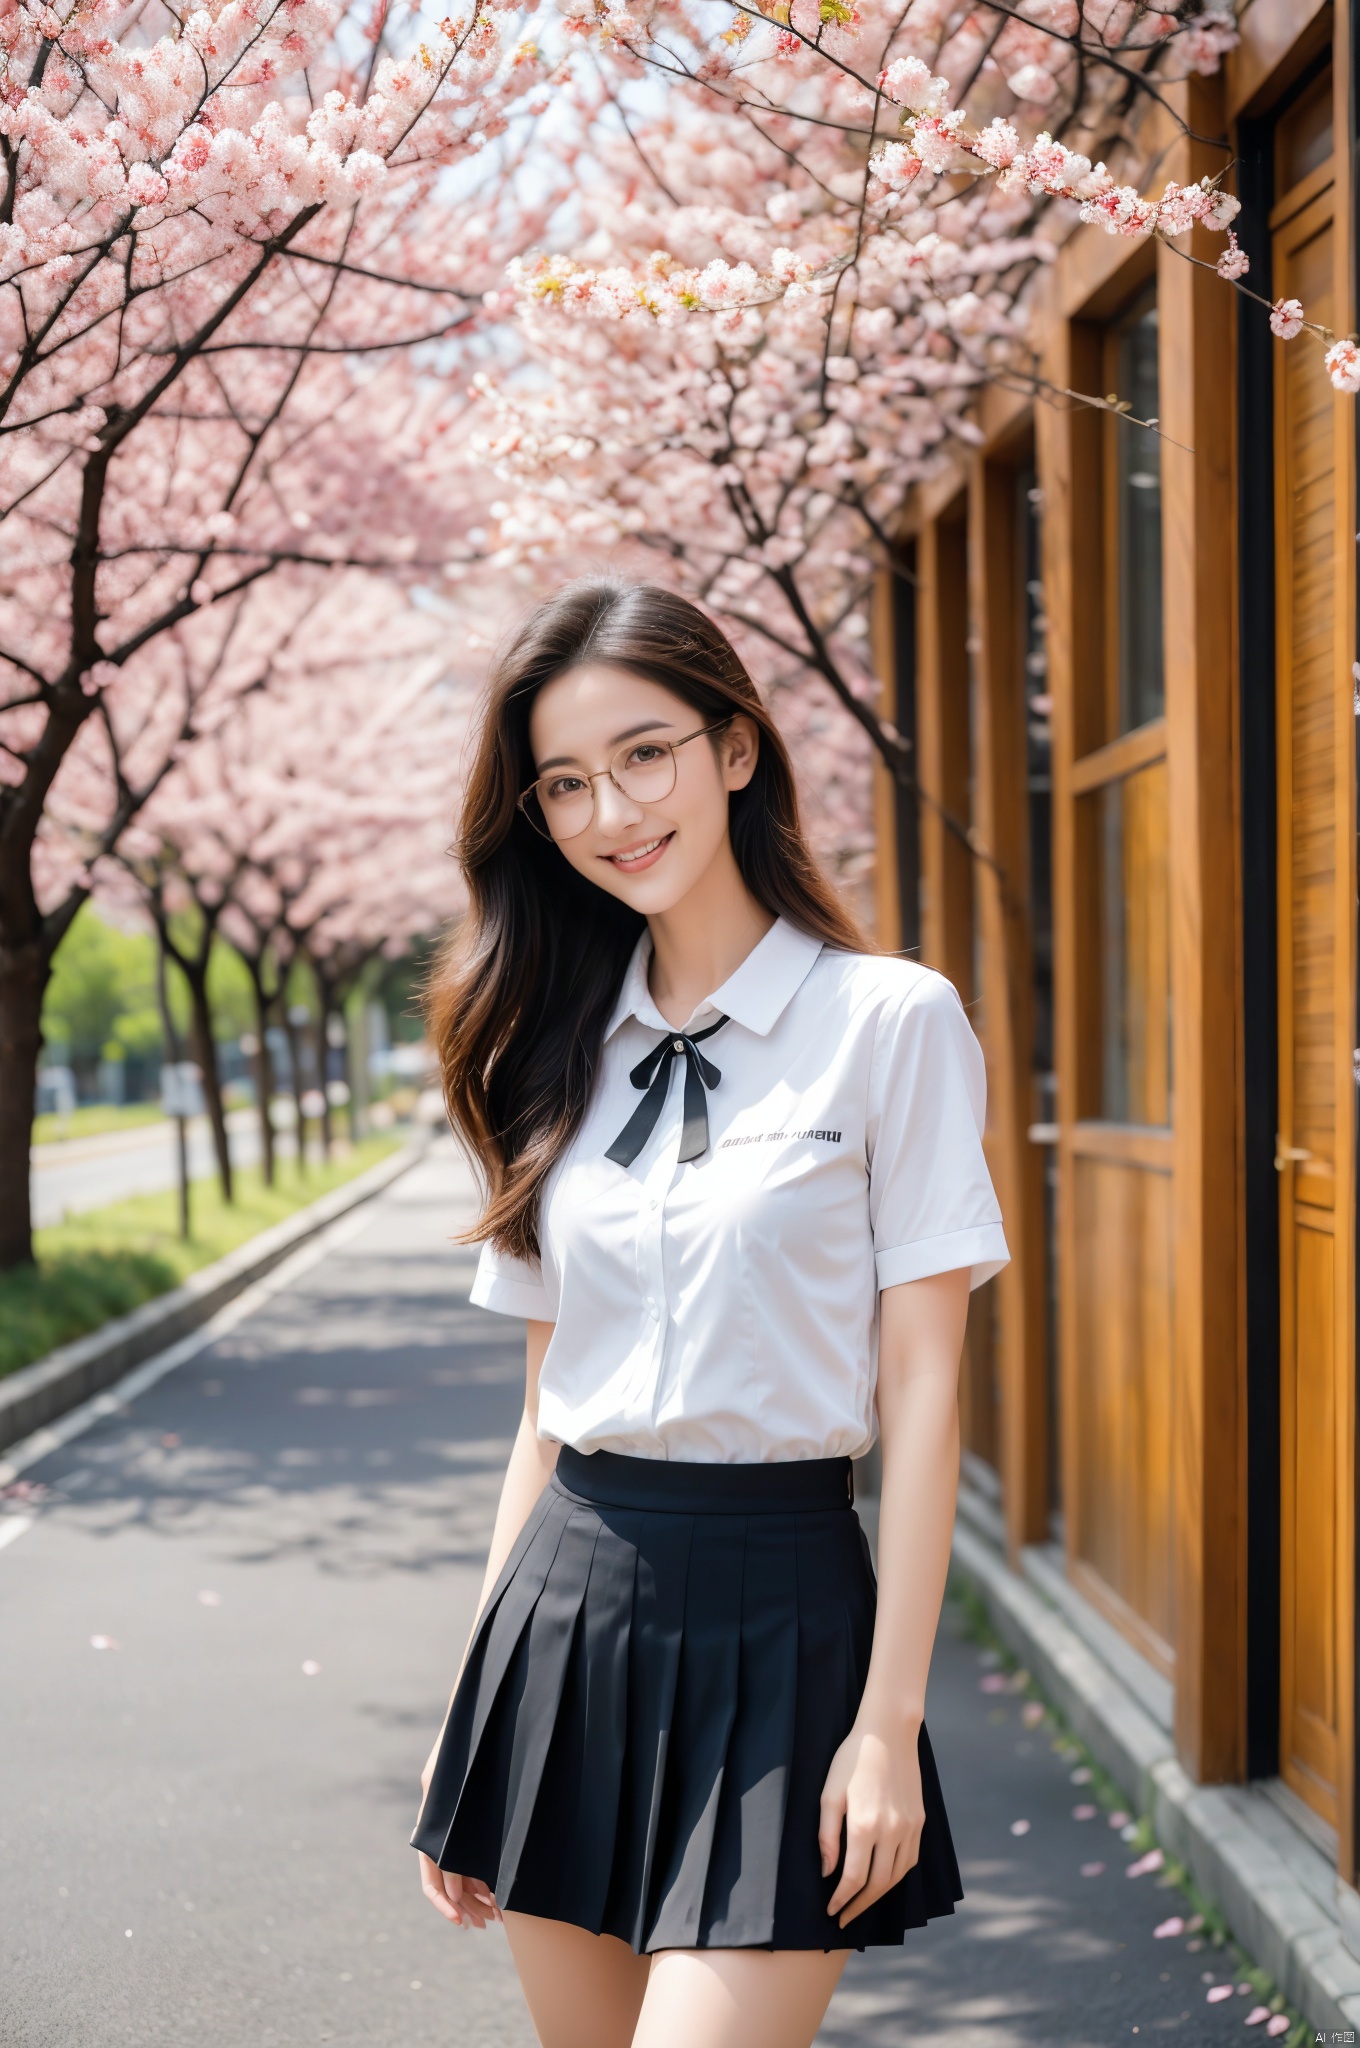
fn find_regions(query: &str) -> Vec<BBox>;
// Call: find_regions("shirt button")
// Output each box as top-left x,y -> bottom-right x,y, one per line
648,1197 -> 660,1211
645,1297 -> 658,1318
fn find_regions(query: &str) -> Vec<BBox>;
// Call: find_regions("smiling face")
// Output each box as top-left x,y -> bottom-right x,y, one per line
526,663 -> 759,915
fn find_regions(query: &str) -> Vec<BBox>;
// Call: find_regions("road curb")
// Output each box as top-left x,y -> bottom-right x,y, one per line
0,1134 -> 430,1455
949,1509 -> 1360,2036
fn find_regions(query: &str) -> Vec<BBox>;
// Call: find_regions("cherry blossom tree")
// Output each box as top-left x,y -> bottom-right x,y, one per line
0,0 -> 552,1264
461,0 -> 1280,895
102,571 -> 468,1180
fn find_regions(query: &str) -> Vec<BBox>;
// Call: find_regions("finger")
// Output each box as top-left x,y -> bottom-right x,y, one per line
446,1869 -> 497,1929
418,1856 -> 462,1925
818,1790 -> 847,1877
839,1837 -> 908,1927
826,1826 -> 873,1916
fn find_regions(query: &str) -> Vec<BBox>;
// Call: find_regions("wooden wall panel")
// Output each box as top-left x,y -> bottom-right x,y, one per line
1272,168 -> 1353,1840
916,512 -> 973,999
1158,81 -> 1246,1782
1071,1154 -> 1176,1671
871,567 -> 903,951
1282,1217 -> 1339,1811
970,450 -> 1051,1554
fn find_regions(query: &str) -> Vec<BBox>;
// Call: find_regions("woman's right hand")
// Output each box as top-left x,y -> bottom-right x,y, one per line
418,1850 -> 499,1929
417,1739 -> 500,1928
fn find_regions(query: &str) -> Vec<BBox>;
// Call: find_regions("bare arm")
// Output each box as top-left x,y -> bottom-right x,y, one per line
417,1318 -> 557,1928
819,1265 -> 970,1926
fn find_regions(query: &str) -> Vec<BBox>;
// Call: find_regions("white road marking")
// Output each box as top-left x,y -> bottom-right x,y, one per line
0,1515 -> 34,1552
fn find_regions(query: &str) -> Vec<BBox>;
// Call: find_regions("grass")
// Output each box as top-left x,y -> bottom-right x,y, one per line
947,1574 -> 1314,2048
32,1102 -> 168,1147
0,1134 -> 404,1378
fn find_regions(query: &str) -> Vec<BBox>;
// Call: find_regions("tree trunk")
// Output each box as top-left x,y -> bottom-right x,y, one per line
155,930 -> 191,1240
346,992 -> 363,1146
253,994 -> 276,1189
237,949 -> 277,1189
282,1006 -> 309,1175
313,968 -> 336,1161
0,942 -> 49,1269
185,966 -> 233,1204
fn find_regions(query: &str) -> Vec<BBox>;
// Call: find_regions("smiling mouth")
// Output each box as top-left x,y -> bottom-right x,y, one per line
605,833 -> 673,871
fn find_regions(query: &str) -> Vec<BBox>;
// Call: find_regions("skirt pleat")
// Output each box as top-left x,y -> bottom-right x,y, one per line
603,1509 -> 694,1950
495,1508 -> 601,1893
699,1513 -> 800,1944
411,1455 -> 965,1953
645,1513 -> 745,1949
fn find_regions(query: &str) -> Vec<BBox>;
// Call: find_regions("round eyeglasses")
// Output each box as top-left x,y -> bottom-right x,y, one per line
517,721 -> 732,842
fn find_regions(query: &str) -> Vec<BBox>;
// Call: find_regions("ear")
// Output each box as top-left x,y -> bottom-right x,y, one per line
720,714 -> 760,793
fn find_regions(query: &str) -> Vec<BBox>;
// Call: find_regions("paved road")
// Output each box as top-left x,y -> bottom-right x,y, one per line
1,1143 -> 1275,2046
31,1111 -> 265,1225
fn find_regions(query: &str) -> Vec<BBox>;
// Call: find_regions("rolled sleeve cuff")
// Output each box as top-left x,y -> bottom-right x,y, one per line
875,1223 -> 1010,1293
469,1264 -> 556,1321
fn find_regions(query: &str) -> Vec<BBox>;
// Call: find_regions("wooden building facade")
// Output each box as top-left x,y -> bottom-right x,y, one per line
877,3 -> 1360,1887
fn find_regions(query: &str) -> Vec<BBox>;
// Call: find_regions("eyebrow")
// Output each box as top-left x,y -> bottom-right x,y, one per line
535,718 -> 677,772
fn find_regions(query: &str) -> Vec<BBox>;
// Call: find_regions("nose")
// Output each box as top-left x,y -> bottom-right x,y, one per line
592,771 -> 647,834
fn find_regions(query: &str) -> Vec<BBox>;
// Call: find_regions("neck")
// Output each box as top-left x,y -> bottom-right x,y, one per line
645,842 -> 775,1028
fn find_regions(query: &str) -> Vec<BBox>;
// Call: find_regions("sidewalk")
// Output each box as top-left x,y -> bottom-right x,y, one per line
823,1589 -> 1305,2047
0,1141 -> 1312,2045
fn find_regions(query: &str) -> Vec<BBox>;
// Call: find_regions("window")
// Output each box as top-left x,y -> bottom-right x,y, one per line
1071,280 -> 1172,1130
1275,64 -> 1332,197
1111,293 -> 1163,734
1095,760 -> 1171,1125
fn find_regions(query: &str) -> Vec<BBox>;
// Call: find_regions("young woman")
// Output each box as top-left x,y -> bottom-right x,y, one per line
413,579 -> 1008,2048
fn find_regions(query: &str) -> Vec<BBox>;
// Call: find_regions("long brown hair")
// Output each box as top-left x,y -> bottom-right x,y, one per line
427,579 -> 870,1259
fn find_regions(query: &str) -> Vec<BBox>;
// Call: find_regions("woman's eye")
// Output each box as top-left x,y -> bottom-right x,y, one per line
625,744 -> 666,768
544,775 -> 586,801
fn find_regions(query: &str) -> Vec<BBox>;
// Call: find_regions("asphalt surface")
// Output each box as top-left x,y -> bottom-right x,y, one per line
0,1141 -> 1279,2046
31,1110 -> 265,1225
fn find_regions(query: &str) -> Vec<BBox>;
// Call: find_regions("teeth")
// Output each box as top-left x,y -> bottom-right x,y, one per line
613,837 -> 665,864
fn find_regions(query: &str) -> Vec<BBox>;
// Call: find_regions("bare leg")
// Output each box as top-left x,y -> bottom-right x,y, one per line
502,1911 -> 651,2048
633,1948 -> 850,2048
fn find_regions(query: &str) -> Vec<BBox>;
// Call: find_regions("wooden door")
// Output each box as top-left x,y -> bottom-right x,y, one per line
1273,171 -> 1346,1832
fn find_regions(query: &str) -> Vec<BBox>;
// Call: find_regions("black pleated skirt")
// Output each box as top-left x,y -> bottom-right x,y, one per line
411,1444 -> 964,1952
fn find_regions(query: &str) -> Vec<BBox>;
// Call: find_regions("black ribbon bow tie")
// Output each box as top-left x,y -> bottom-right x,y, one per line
605,1015 -> 729,1169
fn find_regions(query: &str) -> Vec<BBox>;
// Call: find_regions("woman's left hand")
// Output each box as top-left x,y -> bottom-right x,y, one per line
819,1714 -> 925,1926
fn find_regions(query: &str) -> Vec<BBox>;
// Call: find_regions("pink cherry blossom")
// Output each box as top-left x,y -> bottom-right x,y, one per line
1326,338 -> 1360,394
1006,62 -> 1060,103
0,0 -> 550,1262
1215,232 -> 1249,280
1270,298 -> 1305,340
876,56 -> 949,112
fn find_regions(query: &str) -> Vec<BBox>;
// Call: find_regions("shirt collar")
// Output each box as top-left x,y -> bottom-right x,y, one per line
604,916 -> 824,1042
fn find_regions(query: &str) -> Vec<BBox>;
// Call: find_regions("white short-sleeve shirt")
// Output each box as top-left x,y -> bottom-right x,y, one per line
470,916 -> 1009,1464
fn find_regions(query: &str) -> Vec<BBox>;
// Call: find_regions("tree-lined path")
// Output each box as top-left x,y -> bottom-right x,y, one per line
1,1143 -> 1269,2045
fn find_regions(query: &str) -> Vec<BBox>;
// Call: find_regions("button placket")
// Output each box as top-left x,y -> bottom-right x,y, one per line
625,1069 -> 679,1408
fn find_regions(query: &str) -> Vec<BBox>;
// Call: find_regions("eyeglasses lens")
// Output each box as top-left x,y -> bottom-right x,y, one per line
537,741 -> 678,841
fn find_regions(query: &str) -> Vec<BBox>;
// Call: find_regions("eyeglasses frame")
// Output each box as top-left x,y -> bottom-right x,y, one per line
516,718 -> 734,842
